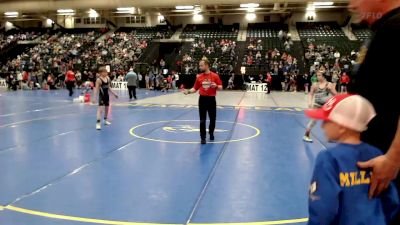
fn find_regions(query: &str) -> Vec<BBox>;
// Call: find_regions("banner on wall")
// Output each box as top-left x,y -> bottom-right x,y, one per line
245,83 -> 268,93
111,81 -> 128,90
0,79 -> 7,89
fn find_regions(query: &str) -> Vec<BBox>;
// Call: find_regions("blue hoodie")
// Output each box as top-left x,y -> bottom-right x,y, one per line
308,142 -> 399,225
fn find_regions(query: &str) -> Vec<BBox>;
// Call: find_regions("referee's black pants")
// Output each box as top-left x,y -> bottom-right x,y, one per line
198,95 -> 216,140
66,81 -> 74,96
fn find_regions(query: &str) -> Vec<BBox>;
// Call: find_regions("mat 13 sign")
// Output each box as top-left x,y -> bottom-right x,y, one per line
0,79 -> 7,88
111,81 -> 127,90
246,83 -> 268,93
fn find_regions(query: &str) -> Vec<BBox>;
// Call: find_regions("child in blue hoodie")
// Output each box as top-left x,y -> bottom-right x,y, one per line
305,94 -> 399,225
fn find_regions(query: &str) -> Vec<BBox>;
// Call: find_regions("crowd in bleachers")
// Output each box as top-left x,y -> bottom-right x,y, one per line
81,32 -> 149,73
243,43 -> 299,91
177,38 -> 237,75
1,30 -> 103,89
0,22 -> 372,92
304,39 -> 359,92
0,31 -> 43,50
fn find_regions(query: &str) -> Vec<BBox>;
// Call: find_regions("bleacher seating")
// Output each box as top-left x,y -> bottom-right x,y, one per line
0,28 -> 47,51
0,29 -> 105,75
242,23 -> 292,75
297,22 -> 346,37
116,26 -> 173,39
176,38 -> 237,75
247,23 -> 288,38
351,24 -> 373,41
180,24 -> 238,39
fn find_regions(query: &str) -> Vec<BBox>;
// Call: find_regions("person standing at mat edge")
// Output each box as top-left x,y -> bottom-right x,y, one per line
183,58 -> 222,144
125,68 -> 138,100
65,68 -> 76,97
93,67 -> 119,130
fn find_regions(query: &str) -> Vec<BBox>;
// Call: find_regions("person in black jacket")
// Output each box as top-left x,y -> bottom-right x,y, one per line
348,1 -> 400,224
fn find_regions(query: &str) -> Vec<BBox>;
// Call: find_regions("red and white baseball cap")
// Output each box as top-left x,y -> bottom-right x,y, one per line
305,94 -> 376,132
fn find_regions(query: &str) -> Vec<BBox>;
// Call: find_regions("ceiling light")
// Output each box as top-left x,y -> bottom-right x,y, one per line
4,12 -> 18,16
247,8 -> 255,13
313,2 -> 334,6
88,9 -> 99,18
245,13 -> 256,21
193,14 -> 203,21
57,9 -> 74,13
116,7 -> 135,14
306,11 -> 317,17
176,6 -> 194,10
240,3 -> 260,8
306,5 -> 316,11
117,7 -> 134,11
194,6 -> 201,13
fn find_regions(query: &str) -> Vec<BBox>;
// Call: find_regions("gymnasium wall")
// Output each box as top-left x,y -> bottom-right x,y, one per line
170,11 -> 347,27
1,11 -> 350,29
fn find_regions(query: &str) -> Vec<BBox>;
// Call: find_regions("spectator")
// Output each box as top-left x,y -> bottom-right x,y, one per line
303,73 -> 311,94
65,69 -> 76,96
75,71 -> 82,88
265,72 -> 272,94
160,59 -> 166,69
227,75 -> 235,90
125,68 -> 138,100
145,73 -> 150,89
340,72 -> 350,93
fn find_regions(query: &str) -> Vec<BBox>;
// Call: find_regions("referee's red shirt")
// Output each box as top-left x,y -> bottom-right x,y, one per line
66,70 -> 76,81
193,72 -> 222,96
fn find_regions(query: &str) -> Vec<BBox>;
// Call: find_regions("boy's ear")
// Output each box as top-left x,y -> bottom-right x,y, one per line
337,125 -> 348,136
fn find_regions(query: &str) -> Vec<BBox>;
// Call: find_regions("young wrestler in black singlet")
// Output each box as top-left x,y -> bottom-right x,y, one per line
93,67 -> 119,130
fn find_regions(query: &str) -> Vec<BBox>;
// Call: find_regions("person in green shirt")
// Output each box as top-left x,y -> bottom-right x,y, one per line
311,73 -> 318,84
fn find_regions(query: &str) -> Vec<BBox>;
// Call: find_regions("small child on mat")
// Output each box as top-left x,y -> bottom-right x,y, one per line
305,94 -> 399,225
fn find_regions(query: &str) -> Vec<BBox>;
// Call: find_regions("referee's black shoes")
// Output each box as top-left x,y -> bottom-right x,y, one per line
210,134 -> 215,141
201,139 -> 206,144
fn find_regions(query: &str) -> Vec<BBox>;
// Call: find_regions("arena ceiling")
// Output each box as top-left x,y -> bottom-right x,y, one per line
0,0 -> 350,19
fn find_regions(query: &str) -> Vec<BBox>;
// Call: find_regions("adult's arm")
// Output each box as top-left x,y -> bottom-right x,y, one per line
358,117 -> 400,198
214,75 -> 223,90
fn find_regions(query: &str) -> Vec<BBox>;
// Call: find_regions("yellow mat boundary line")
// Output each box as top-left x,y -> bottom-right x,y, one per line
4,205 -> 178,225
191,218 -> 309,225
3,205 -> 308,225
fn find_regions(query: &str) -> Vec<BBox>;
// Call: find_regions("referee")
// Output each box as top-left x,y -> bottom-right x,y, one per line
184,58 -> 223,144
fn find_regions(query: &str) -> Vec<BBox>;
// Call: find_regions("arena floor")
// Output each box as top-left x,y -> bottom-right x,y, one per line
0,89 -> 335,225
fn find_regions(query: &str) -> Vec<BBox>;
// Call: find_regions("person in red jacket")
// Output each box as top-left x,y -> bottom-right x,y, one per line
340,72 -> 350,93
65,69 -> 76,96
265,72 -> 272,94
183,57 -> 223,144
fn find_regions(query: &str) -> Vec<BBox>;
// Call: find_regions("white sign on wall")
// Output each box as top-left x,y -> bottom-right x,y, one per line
0,79 -> 8,89
246,83 -> 268,93
111,81 -> 128,90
